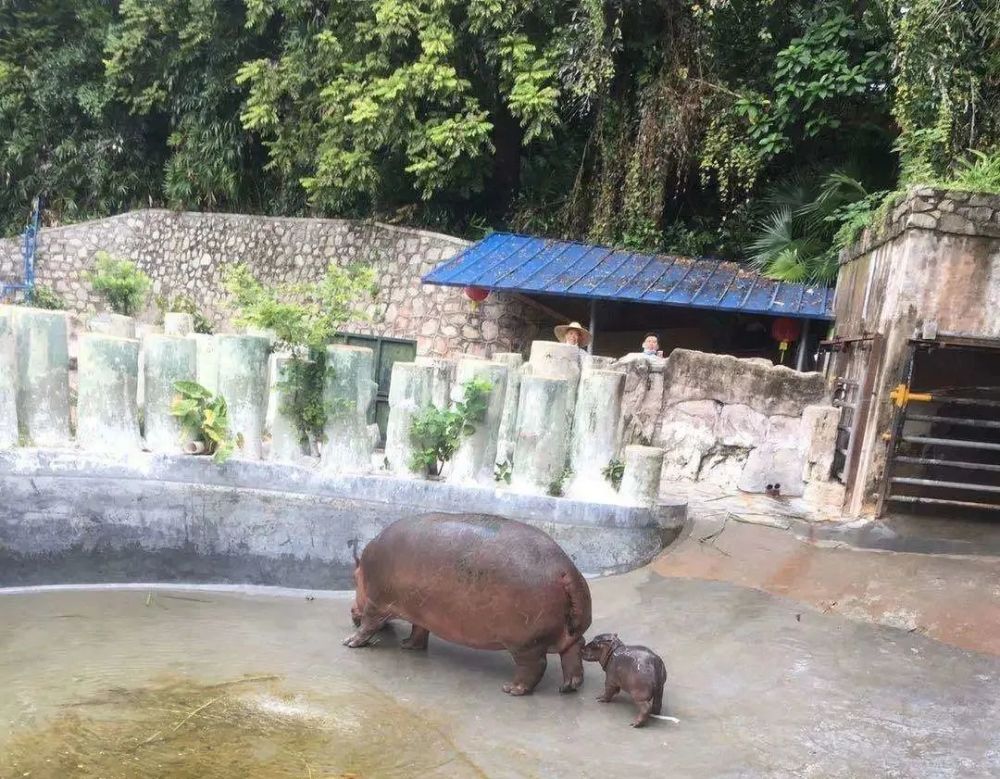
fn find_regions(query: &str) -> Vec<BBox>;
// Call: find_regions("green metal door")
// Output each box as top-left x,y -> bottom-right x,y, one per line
338,334 -> 417,446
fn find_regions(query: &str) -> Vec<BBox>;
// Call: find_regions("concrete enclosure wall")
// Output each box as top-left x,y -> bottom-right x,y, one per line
0,209 -> 544,359
614,350 -> 838,502
835,187 -> 1000,514
0,450 -> 685,588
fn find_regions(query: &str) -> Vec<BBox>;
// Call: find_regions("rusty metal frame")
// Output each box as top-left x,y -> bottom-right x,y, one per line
825,332 -> 884,503
877,337 -> 1000,517
875,340 -> 918,517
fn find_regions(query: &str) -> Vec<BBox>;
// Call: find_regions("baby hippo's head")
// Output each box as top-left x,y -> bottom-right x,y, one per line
583,633 -> 624,664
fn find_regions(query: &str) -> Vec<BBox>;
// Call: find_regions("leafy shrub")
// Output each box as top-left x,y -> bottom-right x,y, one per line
24,285 -> 65,310
156,294 -> 213,334
224,262 -> 376,448
409,378 -> 492,477
494,458 -> 513,484
602,458 -> 625,491
277,356 -> 332,448
87,252 -> 151,316
169,380 -> 243,464
547,464 -> 573,497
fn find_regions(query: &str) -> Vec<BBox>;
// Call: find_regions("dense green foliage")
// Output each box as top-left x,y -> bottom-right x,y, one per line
169,380 -> 243,463
602,457 -> 624,491
15,284 -> 65,310
224,261 -> 375,448
409,377 -> 492,477
4,1 -> 1000,282
86,251 -> 151,316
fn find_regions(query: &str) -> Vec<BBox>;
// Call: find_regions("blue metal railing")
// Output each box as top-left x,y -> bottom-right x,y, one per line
1,197 -> 41,303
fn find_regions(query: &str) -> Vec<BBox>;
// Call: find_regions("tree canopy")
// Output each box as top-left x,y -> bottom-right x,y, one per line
2,0 -> 999,282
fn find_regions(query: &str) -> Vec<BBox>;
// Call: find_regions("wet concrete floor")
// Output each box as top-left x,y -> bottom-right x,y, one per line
655,516 -> 1000,655
2,567 -> 998,778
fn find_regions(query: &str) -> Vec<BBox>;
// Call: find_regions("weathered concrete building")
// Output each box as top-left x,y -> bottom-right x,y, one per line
831,187 -> 1000,517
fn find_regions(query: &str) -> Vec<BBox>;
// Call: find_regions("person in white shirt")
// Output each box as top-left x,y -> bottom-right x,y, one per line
641,332 -> 663,358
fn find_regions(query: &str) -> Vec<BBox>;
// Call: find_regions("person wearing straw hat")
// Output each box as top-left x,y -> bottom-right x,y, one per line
554,321 -> 592,362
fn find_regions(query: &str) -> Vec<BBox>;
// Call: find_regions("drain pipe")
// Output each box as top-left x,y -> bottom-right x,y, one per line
587,298 -> 597,355
795,319 -> 812,372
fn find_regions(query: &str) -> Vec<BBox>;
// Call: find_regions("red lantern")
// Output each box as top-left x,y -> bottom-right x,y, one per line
770,317 -> 802,364
464,285 -> 490,311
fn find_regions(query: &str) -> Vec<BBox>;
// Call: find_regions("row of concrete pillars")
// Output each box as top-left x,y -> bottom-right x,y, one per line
383,341 -> 665,507
0,307 -> 379,470
0,307 -> 664,507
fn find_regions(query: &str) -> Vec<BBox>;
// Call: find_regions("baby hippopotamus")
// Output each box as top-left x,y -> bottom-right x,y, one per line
583,633 -> 679,727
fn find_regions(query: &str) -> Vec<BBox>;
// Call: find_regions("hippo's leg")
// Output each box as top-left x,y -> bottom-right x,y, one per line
558,640 -> 584,693
652,686 -> 664,715
502,648 -> 547,696
596,681 -> 620,703
342,604 -> 389,648
400,624 -> 430,651
631,699 -> 653,728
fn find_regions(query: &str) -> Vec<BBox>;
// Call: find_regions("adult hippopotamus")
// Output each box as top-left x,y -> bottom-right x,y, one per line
343,512 -> 592,696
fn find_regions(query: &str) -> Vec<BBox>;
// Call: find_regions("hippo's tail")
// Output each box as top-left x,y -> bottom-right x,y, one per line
557,570 -> 592,653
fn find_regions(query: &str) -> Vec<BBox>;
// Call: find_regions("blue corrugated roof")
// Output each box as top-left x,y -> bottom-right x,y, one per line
422,232 -> 835,321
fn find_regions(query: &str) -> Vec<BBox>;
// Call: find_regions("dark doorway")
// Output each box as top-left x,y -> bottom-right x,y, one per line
879,336 -> 1000,519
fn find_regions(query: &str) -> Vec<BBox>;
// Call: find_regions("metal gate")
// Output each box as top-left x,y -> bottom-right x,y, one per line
822,333 -> 883,501
877,336 -> 1000,516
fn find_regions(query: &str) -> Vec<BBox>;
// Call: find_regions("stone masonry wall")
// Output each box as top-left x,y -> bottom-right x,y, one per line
0,209 -> 544,358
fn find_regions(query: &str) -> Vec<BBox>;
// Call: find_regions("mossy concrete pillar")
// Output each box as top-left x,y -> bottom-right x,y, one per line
447,359 -> 509,485
87,312 -> 136,339
135,324 -> 164,416
143,335 -> 197,453
322,345 -> 379,473
163,312 -> 195,336
384,362 -> 434,476
216,334 -> 270,460
567,369 -> 625,500
526,340 -> 581,430
492,352 -> 523,466
619,445 -> 665,507
12,307 -> 71,447
263,347 -> 302,435
0,309 -> 16,447
511,375 -> 573,495
189,333 -> 219,395
77,334 -> 141,452
414,356 -> 456,410
268,355 -> 307,463
527,341 -> 582,386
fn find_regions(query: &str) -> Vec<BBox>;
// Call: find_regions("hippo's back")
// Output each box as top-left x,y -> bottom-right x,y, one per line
362,513 -> 591,651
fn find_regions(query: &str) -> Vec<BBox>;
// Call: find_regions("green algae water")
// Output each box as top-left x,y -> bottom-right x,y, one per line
0,588 -> 489,779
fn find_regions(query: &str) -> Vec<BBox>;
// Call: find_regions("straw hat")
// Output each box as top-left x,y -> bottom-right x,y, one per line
554,321 -> 592,347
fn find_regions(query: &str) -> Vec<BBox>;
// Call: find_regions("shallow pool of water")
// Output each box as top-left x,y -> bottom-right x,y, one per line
0,587 -> 492,778
3,574 -> 999,779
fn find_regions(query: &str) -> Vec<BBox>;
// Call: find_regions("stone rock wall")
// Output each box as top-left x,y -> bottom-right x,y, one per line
0,209 -> 544,358
615,349 -> 837,500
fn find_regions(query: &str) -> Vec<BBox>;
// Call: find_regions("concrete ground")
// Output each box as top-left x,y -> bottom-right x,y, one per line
3,529 -> 999,779
657,515 -> 1000,655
